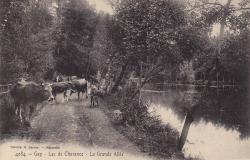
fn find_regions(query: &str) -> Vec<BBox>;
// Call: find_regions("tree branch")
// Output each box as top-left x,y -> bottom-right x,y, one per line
129,63 -> 164,99
203,2 -> 224,7
186,2 -> 223,12
235,7 -> 250,11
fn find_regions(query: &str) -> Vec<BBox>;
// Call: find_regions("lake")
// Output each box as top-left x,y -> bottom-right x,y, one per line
143,86 -> 250,160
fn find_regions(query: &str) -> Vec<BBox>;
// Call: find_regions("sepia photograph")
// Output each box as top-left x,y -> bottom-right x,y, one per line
0,0 -> 249,160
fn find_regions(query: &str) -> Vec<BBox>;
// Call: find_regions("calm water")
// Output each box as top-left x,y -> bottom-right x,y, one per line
143,87 -> 250,160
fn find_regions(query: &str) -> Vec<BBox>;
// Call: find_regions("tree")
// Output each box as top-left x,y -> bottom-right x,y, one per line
0,0 -> 55,83
189,0 -> 250,86
54,0 -> 98,78
177,0 -> 250,151
220,29 -> 250,85
110,0 -> 208,92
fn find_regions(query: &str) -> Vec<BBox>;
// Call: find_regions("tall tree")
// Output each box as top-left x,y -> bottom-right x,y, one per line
54,0 -> 98,78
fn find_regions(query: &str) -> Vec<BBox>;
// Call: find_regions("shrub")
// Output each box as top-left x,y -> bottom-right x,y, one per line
0,94 -> 18,138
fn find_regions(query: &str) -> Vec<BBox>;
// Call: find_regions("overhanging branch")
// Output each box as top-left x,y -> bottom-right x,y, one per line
186,2 -> 223,12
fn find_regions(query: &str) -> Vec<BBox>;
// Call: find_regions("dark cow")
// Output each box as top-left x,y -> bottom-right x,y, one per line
51,82 -> 73,102
10,81 -> 54,123
70,78 -> 88,100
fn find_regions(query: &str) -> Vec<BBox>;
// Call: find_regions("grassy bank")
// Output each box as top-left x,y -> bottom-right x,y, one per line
99,88 -> 194,160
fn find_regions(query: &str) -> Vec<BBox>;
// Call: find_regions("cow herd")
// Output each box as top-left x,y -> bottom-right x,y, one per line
52,78 -> 88,102
9,76 -> 102,125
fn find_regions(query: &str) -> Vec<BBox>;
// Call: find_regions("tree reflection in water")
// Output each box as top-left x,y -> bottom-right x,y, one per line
144,87 -> 250,159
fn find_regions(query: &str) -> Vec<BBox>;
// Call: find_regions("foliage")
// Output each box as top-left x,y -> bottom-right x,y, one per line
107,0 -> 213,91
220,29 -> 250,84
89,14 -> 114,79
0,94 -> 17,137
0,0 -> 55,83
189,0 -> 250,85
54,0 -> 98,77
112,0 -> 185,64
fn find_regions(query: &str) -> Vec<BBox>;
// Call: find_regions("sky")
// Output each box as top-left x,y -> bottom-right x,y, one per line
86,0 -> 114,14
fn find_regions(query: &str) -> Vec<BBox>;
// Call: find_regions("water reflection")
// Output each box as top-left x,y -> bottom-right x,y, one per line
143,88 -> 250,160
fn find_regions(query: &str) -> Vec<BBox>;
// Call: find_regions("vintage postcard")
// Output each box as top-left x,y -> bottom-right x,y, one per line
0,0 -> 249,160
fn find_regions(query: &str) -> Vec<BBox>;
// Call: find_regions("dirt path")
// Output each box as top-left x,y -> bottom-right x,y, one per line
26,94 -> 148,158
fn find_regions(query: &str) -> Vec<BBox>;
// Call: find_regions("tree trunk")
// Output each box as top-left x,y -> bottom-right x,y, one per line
177,111 -> 194,151
139,61 -> 143,105
111,61 -> 128,93
163,60 -> 168,96
206,0 -> 232,89
163,69 -> 167,96
217,72 -> 219,88
85,54 -> 90,79
103,59 -> 112,91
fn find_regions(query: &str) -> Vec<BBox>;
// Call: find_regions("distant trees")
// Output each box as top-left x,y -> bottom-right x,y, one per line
220,30 -> 250,85
54,0 -> 98,78
190,0 -> 250,85
89,13 -> 112,78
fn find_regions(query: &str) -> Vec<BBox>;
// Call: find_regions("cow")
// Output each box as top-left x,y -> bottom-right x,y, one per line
51,82 -> 73,102
10,81 -> 54,124
70,78 -> 88,100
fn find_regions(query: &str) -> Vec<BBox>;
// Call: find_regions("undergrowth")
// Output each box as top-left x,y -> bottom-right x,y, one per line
0,94 -> 19,139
